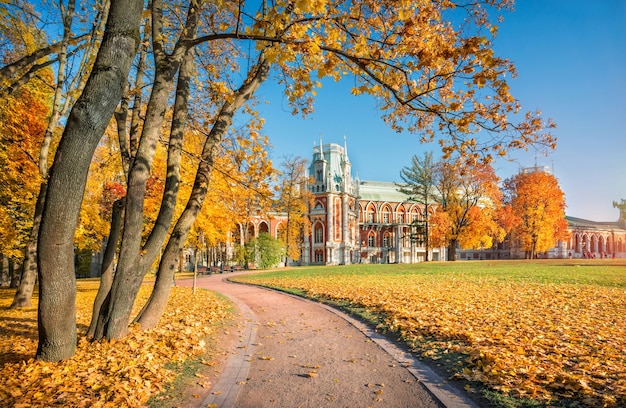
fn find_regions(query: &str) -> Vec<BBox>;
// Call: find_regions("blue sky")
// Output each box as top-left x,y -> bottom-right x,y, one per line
256,1 -> 626,221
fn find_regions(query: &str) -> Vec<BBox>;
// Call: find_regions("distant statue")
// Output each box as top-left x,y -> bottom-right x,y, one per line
613,199 -> 626,225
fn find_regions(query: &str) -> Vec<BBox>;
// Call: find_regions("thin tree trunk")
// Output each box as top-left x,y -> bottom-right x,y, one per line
36,0 -> 142,362
10,260 -> 21,288
87,198 -> 125,338
135,57 -> 270,329
192,247 -> 198,294
447,239 -> 457,261
10,183 -> 47,308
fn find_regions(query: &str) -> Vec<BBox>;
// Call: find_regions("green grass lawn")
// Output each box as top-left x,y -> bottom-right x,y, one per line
232,259 -> 626,408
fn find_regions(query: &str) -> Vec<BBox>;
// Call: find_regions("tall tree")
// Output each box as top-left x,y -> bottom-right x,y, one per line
276,156 -> 312,265
435,160 -> 503,260
505,169 -> 569,259
397,151 -> 438,261
36,0 -> 143,361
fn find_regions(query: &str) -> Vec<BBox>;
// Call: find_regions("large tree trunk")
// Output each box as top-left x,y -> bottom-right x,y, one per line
87,198 -> 125,338
10,183 -> 47,308
132,49 -> 195,329
36,0 -> 143,362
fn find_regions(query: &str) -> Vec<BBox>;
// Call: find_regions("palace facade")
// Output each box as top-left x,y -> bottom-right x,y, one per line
179,140 -> 626,271
301,141 -> 446,265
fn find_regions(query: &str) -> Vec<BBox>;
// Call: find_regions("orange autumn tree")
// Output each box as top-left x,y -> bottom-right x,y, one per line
427,209 -> 452,250
0,69 -> 51,267
457,205 -> 505,250
436,159 -> 504,260
505,168 -> 569,259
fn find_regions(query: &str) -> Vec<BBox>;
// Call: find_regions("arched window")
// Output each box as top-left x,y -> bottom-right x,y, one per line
367,204 -> 375,223
382,207 -> 390,223
383,233 -> 391,247
368,234 -> 376,247
314,225 -> 324,243
411,210 -> 419,223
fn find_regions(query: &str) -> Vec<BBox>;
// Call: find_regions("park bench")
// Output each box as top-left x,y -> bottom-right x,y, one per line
210,266 -> 222,274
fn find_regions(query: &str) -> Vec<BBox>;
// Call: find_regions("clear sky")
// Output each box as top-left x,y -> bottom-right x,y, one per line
255,0 -> 626,222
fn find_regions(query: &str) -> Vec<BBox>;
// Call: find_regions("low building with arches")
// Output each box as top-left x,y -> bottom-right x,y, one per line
563,217 -> 626,259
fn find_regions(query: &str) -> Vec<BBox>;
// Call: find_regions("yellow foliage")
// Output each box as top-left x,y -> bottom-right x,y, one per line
0,281 -> 232,407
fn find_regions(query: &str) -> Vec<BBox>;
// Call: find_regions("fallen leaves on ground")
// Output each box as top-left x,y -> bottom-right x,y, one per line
234,270 -> 626,407
0,281 -> 232,407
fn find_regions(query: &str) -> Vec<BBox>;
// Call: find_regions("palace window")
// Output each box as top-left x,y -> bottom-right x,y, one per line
367,210 -> 374,223
383,234 -> 391,247
368,234 -> 375,247
315,252 -> 324,263
314,226 -> 323,243
382,210 -> 390,223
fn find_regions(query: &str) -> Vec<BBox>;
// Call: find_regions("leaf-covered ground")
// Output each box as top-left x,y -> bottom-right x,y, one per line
233,260 -> 626,407
0,279 -> 232,407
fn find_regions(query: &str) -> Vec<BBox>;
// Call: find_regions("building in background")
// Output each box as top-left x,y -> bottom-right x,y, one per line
301,140 -> 626,265
302,140 -> 446,265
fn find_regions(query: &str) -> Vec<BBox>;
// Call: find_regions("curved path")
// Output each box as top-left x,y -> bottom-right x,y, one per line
178,273 -> 478,408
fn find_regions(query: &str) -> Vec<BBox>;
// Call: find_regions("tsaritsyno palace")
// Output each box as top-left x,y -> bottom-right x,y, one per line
253,141 -> 626,265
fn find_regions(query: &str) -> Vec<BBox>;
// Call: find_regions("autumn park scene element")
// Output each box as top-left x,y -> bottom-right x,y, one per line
0,1 -> 623,407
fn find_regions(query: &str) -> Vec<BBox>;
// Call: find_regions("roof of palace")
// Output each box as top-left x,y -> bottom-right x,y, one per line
566,216 -> 626,231
358,181 -> 411,203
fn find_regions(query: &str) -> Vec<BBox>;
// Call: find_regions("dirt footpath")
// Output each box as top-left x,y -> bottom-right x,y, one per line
177,273 -> 477,408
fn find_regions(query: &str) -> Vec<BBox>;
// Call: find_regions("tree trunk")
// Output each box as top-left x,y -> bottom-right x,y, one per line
447,240 -> 457,261
9,259 -> 20,288
10,183 -> 47,308
0,255 -> 6,287
134,227 -> 189,329
36,0 -> 143,362
87,198 -> 125,338
135,57 -> 270,329
96,18 -> 199,339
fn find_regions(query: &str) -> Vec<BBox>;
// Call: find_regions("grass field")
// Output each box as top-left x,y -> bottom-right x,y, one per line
232,259 -> 626,407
